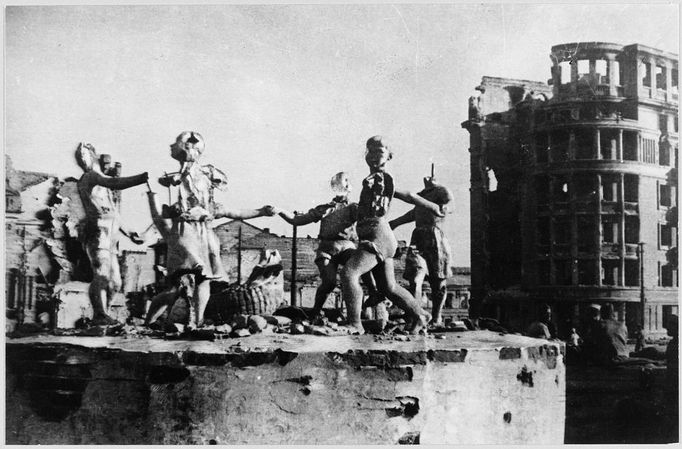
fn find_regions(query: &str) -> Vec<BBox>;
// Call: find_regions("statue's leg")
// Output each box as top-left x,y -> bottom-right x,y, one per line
194,277 -> 211,327
374,258 -> 430,335
86,245 -> 116,324
311,258 -> 338,319
411,269 -> 427,307
430,277 -> 447,326
144,288 -> 178,326
340,250 -> 378,334
108,250 -> 123,307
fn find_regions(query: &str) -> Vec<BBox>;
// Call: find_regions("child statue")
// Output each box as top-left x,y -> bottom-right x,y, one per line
75,143 -> 149,325
390,172 -> 454,326
339,136 -> 444,335
276,172 -> 379,320
146,131 -> 275,328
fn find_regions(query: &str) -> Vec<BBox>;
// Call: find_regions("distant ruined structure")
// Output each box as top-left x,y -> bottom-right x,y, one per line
462,42 -> 678,336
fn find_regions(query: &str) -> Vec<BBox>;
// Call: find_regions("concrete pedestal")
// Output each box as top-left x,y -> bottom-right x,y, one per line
5,331 -> 565,444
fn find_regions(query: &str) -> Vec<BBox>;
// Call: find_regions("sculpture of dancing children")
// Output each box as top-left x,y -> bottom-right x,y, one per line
146,131 -> 275,328
339,136 -> 444,335
276,172 -> 379,320
389,171 -> 454,326
75,143 -> 149,325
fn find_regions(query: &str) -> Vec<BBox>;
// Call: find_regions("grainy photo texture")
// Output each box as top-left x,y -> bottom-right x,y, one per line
4,3 -> 679,445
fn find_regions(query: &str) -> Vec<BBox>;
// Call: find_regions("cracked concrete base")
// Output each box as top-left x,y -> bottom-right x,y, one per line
5,331 -> 565,444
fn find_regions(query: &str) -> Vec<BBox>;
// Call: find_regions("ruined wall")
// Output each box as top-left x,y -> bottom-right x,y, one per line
5,332 -> 565,445
120,250 -> 157,293
462,77 -> 553,317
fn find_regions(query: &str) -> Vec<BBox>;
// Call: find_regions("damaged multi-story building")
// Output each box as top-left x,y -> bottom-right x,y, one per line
462,42 -> 678,337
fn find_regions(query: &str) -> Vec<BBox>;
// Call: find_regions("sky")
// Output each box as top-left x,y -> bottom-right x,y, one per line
5,3 -> 679,265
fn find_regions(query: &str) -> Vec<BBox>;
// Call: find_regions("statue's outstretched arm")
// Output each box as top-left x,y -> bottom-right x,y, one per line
146,192 -> 171,237
215,205 -> 276,220
96,172 -> 149,190
394,188 -> 444,217
389,209 -> 415,230
278,208 -> 321,226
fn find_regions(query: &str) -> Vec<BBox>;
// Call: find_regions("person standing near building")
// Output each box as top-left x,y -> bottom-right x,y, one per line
389,173 -> 454,327
525,303 -> 558,339
596,302 -> 629,364
75,142 -> 149,325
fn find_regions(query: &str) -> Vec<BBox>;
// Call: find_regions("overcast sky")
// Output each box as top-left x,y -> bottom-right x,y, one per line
5,3 -> 679,265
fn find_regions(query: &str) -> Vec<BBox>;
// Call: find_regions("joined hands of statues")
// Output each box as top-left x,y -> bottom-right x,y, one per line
261,205 -> 278,216
129,231 -> 145,245
158,173 -> 181,187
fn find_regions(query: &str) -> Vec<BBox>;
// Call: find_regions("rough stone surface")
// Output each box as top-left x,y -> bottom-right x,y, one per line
5,331 -> 565,444
248,315 -> 268,333
54,282 -> 129,328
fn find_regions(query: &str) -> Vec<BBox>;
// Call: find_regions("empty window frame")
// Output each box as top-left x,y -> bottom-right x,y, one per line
601,216 -> 619,244
574,128 -> 594,159
660,114 -> 669,133
624,216 -> 640,244
595,60 -> 607,83
656,65 -> 666,90
661,264 -> 678,287
624,259 -> 640,286
642,61 -> 652,87
623,174 -> 639,202
577,60 -> 590,79
672,69 -> 679,93
622,131 -> 639,161
560,61 -> 572,84
600,129 -> 618,160
601,175 -> 619,202
601,259 -> 619,286
659,223 -> 678,248
660,141 -> 671,166
659,184 -> 676,207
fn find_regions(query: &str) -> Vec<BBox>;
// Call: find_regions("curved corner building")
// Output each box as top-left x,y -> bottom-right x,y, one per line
462,42 -> 678,336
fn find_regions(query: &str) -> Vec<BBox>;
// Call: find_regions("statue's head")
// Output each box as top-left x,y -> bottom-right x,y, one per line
330,171 -> 351,196
170,131 -> 205,163
365,136 -> 392,171
423,176 -> 438,189
75,142 -> 97,172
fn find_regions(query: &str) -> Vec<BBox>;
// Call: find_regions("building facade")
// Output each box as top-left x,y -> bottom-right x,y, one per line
463,42 -> 678,336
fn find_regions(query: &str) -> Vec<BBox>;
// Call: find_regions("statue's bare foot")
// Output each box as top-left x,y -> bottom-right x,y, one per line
341,323 -> 365,335
408,312 -> 431,335
430,317 -> 444,326
92,314 -> 119,326
428,317 -> 445,331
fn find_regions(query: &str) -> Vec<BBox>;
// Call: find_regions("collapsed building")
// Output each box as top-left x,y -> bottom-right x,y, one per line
462,42 -> 678,337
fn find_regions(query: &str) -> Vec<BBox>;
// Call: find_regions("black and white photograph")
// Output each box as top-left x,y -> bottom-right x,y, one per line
3,2 -> 679,445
